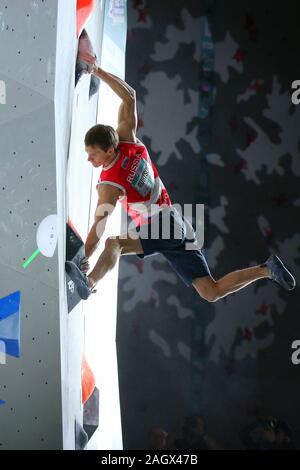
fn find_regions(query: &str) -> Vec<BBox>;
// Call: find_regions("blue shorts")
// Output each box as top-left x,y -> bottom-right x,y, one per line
135,206 -> 211,286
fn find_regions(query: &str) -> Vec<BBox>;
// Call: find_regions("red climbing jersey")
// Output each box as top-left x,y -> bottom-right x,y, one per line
97,140 -> 172,227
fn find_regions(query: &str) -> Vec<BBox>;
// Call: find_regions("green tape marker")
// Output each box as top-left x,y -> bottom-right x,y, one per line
22,248 -> 41,269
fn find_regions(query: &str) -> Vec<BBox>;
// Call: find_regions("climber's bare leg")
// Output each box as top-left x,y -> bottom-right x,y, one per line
192,265 -> 269,302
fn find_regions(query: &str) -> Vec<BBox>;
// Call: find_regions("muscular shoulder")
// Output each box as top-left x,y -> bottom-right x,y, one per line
97,181 -> 124,205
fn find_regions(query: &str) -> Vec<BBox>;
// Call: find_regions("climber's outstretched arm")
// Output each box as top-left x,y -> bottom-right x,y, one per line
85,183 -> 123,258
77,51 -> 137,141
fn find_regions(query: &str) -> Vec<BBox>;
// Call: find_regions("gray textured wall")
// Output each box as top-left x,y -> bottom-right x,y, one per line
117,0 -> 300,450
0,0 -> 85,450
0,0 -> 63,449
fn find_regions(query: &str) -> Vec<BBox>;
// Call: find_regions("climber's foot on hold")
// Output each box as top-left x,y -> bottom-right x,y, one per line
65,261 -> 94,300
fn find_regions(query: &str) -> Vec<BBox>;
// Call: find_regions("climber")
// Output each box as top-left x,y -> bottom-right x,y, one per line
65,53 -> 296,301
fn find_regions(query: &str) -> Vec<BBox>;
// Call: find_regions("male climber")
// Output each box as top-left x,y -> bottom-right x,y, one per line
65,53 -> 296,301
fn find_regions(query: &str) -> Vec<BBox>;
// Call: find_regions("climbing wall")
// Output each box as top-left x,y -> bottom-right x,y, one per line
0,0 -> 80,449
